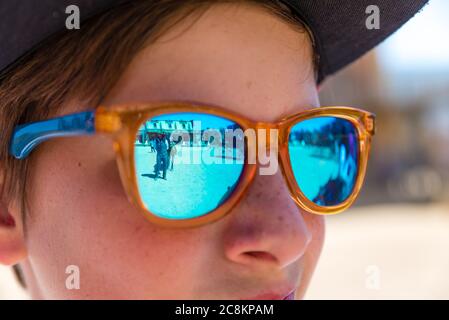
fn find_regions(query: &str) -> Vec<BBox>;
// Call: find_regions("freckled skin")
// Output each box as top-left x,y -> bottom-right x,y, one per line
9,3 -> 325,299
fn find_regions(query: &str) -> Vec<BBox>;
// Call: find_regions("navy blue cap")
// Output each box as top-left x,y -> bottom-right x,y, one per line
0,0 -> 429,83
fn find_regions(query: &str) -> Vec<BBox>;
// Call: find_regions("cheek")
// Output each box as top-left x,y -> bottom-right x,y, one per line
294,214 -> 325,299
304,214 -> 325,261
303,213 -> 325,278
24,136 -> 210,298
26,135 -> 126,233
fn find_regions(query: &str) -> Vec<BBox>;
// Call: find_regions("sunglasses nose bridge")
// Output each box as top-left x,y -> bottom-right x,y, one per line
254,122 -> 280,152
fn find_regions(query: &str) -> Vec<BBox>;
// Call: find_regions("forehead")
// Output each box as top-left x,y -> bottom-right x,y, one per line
103,3 -> 318,121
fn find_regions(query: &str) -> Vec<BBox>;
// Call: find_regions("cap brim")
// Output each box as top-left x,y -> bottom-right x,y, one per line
0,0 -> 429,83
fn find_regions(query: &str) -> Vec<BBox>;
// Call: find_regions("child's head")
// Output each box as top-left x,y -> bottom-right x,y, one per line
0,0 -> 324,299
2,0 -> 426,299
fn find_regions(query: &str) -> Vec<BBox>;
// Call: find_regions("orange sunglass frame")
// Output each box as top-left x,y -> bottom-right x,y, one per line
94,101 -> 375,228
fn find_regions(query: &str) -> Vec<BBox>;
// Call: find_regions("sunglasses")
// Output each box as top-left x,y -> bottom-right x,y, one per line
9,102 -> 375,228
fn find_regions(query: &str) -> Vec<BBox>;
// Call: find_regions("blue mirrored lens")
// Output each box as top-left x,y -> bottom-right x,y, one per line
134,112 -> 245,219
288,117 -> 359,206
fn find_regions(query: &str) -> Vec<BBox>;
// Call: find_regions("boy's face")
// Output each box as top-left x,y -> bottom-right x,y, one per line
11,3 -> 324,299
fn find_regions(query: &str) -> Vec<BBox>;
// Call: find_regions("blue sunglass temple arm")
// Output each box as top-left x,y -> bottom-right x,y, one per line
9,111 -> 96,160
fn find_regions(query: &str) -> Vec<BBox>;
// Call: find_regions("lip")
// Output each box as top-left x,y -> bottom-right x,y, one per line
283,291 -> 296,300
242,290 -> 296,300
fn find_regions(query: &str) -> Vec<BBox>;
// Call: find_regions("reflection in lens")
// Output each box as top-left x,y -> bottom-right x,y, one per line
288,117 -> 359,206
134,112 -> 245,219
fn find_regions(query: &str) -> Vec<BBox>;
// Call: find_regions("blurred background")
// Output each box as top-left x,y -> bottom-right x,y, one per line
1,0 -> 448,300
307,0 -> 449,299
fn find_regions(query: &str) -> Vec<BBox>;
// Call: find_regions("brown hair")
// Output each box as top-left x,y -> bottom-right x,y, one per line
0,0 -> 314,286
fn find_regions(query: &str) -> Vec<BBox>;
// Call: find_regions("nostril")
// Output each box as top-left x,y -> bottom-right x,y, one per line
245,251 -> 278,263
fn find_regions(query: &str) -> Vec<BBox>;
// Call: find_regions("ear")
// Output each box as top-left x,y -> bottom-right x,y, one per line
0,175 -> 27,266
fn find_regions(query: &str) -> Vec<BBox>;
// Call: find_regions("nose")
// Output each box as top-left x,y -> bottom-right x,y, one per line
222,169 -> 312,270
